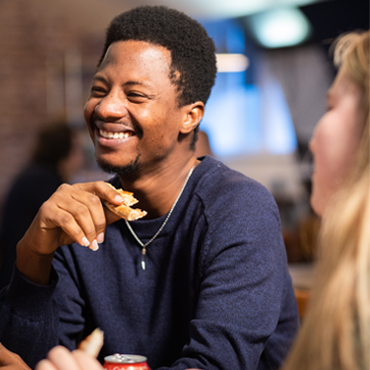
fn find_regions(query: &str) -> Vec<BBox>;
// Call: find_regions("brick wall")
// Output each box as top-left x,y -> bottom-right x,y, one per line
0,0 -> 103,208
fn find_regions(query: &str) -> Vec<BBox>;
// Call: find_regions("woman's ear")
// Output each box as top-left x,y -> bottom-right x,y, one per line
180,102 -> 205,134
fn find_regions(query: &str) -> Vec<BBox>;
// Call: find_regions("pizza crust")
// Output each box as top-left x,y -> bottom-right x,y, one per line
104,184 -> 147,221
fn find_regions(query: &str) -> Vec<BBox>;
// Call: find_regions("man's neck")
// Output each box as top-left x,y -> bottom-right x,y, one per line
118,156 -> 199,219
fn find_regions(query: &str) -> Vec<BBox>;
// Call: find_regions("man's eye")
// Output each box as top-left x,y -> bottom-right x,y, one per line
127,92 -> 146,101
91,86 -> 106,95
128,92 -> 144,97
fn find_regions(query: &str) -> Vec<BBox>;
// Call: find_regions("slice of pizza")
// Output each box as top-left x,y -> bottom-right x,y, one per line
103,183 -> 147,221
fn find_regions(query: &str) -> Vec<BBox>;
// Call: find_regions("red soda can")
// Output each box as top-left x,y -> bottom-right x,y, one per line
103,354 -> 150,370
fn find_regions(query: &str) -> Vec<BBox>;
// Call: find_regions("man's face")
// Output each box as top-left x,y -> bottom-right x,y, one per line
84,40 -> 187,174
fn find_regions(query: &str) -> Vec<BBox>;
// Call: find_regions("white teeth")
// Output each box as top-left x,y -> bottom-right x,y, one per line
99,129 -> 131,139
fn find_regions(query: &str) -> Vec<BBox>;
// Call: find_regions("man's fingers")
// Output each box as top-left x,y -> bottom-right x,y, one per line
104,208 -> 123,226
41,205 -> 90,248
56,203 -> 102,249
73,181 -> 129,242
34,181 -> 128,252
0,343 -> 31,369
43,184 -> 108,250
78,181 -> 127,206
78,181 -> 143,226
70,192 -> 107,247
0,342 -> 11,366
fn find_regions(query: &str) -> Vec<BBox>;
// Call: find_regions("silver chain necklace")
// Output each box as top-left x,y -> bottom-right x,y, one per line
125,165 -> 195,270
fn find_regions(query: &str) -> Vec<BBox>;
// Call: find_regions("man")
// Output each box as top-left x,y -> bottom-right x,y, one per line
0,6 -> 299,370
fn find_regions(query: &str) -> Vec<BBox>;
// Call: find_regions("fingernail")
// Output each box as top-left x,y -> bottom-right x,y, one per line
82,237 -> 90,247
97,233 -> 104,244
90,240 -> 99,251
115,195 -> 125,203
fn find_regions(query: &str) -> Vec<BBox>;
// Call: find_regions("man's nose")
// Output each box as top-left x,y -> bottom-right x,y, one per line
94,93 -> 128,120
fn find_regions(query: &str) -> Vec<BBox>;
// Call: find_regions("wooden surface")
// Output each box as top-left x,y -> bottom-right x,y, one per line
288,263 -> 315,320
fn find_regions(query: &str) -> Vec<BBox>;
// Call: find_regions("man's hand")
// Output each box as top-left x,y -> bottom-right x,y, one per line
23,181 -> 124,252
0,343 -> 31,370
16,181 -> 124,285
36,346 -> 102,370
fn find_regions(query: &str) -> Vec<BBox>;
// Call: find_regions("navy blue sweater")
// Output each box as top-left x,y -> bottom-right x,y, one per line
0,156 -> 299,370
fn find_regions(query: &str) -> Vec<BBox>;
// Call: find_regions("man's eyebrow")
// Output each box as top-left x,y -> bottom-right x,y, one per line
91,76 -> 150,87
91,75 -> 108,84
123,80 -> 148,87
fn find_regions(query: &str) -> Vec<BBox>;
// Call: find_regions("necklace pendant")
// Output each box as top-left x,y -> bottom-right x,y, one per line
141,247 -> 146,270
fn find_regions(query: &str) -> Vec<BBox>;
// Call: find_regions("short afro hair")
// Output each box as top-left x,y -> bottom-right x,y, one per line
99,6 -> 217,108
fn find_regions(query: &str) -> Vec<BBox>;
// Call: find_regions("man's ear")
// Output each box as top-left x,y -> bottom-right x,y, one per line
180,101 -> 205,134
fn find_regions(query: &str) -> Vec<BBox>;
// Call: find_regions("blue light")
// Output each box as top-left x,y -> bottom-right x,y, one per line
248,7 -> 312,48
202,84 -> 262,157
200,17 -> 298,158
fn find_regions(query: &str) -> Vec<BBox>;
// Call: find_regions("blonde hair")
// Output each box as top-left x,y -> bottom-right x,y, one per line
283,30 -> 370,370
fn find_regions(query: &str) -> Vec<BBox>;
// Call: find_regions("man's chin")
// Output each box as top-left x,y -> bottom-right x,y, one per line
96,157 -> 139,176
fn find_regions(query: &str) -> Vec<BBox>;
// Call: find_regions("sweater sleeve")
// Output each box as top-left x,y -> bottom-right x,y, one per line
159,180 -> 298,370
0,267 -> 59,369
0,247 -> 87,369
51,247 -> 87,350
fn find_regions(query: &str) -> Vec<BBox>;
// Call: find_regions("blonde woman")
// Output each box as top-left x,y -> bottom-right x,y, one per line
283,30 -> 369,370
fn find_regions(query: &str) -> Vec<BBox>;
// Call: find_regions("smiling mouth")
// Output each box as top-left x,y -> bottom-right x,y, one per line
99,129 -> 133,140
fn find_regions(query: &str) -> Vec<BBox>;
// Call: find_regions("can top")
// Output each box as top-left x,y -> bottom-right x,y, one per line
104,354 -> 147,364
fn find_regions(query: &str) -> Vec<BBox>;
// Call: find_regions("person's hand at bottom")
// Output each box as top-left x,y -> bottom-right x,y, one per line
0,343 -> 31,370
0,343 -> 203,370
36,346 -> 102,370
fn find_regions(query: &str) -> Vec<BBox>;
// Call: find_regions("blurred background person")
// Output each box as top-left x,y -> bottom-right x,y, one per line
0,123 -> 84,290
282,30 -> 369,370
